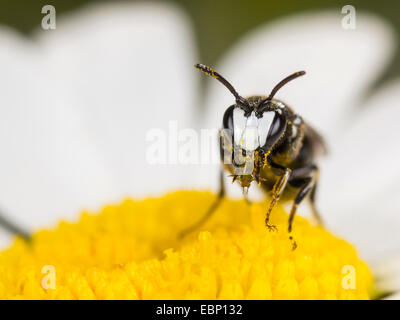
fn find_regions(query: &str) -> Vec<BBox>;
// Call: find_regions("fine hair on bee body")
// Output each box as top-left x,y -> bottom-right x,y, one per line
179,63 -> 326,249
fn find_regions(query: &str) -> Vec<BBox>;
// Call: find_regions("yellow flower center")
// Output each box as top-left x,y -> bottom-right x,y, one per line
0,191 -> 373,299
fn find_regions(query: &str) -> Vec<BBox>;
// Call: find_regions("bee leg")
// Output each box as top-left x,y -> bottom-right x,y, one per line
0,212 -> 30,241
286,165 -> 322,249
288,165 -> 320,230
288,177 -> 315,232
287,175 -> 316,250
310,179 -> 324,226
265,157 -> 292,232
178,169 -> 225,239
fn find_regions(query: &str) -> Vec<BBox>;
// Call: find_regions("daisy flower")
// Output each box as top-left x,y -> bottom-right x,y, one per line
0,2 -> 398,299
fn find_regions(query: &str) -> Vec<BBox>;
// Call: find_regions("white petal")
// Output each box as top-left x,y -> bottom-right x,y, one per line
374,256 -> 400,295
0,233 -> 11,250
0,28 -> 116,233
320,81 -> 400,261
201,11 -> 394,200
385,293 -> 400,300
0,2 -> 197,241
38,2 -> 198,194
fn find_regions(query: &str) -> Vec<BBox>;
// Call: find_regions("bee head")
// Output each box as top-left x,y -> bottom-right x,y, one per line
222,100 -> 287,153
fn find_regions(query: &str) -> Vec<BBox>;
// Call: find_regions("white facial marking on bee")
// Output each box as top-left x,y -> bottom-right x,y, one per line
258,112 -> 275,148
233,109 -> 275,151
233,108 -> 246,148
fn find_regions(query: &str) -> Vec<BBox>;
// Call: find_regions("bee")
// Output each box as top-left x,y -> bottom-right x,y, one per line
180,64 -> 326,249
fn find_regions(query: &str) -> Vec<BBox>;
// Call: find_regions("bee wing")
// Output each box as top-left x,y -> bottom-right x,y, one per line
305,124 -> 327,157
201,11 -> 394,200
320,81 -> 400,262
0,3 -> 198,245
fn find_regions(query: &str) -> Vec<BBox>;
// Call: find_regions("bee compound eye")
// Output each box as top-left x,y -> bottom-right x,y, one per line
265,112 -> 286,147
222,105 -> 235,130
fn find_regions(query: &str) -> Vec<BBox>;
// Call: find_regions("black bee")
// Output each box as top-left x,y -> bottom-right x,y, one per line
180,64 -> 326,249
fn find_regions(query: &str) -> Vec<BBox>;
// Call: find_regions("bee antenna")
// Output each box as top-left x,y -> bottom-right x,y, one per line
266,71 -> 306,101
195,63 -> 250,111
